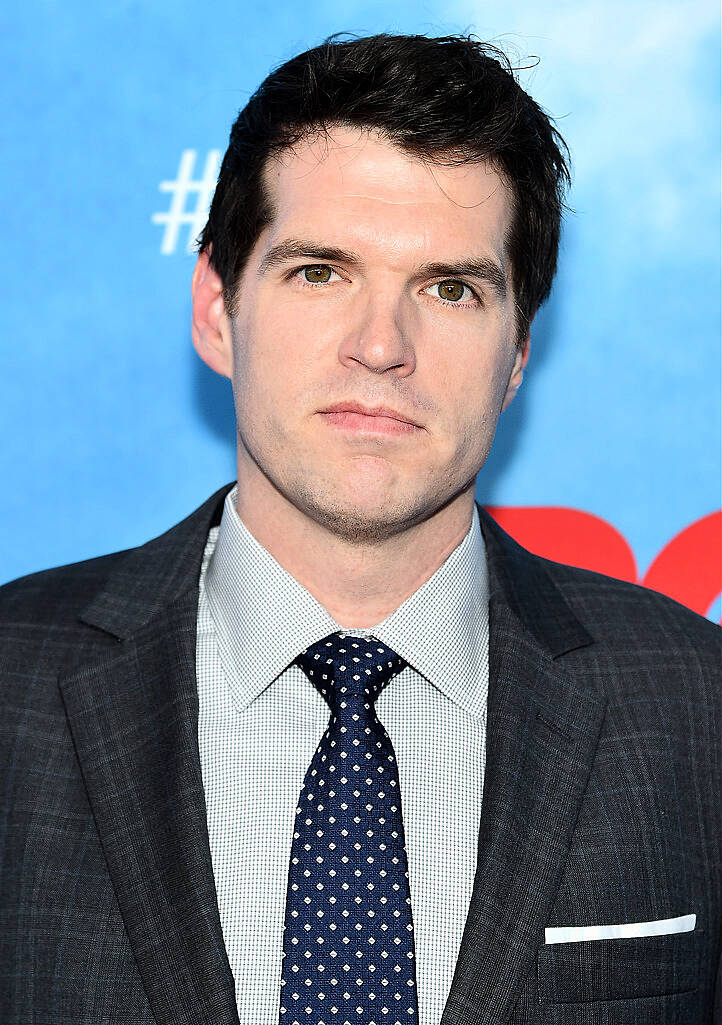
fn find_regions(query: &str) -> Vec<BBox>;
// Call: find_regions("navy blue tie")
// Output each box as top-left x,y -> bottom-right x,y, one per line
279,632 -> 420,1025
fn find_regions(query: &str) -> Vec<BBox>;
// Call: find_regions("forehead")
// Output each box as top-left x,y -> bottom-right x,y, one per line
260,125 -> 513,264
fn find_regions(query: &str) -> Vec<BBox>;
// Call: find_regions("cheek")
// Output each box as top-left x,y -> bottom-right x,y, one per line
252,292 -> 336,380
441,344 -> 512,427
429,344 -> 515,473
231,307 -> 323,436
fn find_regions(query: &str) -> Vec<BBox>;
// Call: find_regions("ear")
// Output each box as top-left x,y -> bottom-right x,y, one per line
500,325 -> 531,412
191,249 -> 233,379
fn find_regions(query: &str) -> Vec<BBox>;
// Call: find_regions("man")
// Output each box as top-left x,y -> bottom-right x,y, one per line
0,32 -> 719,1025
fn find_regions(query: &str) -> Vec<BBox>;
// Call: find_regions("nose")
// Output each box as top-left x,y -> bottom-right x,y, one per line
337,290 -> 416,377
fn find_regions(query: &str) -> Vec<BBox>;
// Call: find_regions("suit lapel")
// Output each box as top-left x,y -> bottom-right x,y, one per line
58,485 -> 239,1025
439,507 -> 607,1025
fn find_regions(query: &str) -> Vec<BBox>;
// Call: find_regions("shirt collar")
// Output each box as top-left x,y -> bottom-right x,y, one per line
203,484 -> 489,719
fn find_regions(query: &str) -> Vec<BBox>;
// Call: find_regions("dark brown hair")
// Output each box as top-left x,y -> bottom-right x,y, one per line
199,32 -> 571,345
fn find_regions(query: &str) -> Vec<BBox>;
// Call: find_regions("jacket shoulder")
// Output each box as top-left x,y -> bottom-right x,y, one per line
479,505 -> 720,662
0,551 -> 136,702
0,550 -> 130,631
0,483 -> 232,639
540,555 -> 721,658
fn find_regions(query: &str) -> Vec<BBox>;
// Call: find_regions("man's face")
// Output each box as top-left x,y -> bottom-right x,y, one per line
225,125 -> 528,543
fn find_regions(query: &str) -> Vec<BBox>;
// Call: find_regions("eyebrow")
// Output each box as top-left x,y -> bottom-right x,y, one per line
257,238 -> 508,301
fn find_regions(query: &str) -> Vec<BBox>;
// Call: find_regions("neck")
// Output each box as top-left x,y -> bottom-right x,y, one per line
234,462 -> 476,629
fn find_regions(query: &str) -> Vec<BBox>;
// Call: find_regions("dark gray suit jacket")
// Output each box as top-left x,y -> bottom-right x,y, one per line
1,483 -> 720,1024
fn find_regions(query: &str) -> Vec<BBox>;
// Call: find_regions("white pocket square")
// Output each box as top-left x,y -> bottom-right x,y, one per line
544,913 -> 696,944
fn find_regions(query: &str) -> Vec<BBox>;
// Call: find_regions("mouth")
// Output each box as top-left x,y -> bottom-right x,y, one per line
319,402 -> 421,436
319,410 -> 420,434
320,402 -> 420,424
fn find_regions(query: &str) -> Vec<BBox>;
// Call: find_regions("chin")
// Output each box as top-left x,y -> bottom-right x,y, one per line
289,478 -> 434,545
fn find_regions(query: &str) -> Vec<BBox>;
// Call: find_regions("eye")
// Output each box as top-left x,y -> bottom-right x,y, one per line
299,264 -> 337,285
424,279 -> 478,304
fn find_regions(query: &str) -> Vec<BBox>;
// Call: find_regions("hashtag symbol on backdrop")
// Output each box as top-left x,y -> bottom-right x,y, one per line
152,149 -> 221,254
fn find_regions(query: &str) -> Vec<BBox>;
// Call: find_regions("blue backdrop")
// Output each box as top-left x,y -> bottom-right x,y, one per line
2,1 -> 720,619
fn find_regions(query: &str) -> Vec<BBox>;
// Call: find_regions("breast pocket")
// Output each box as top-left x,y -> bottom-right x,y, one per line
536,928 -> 701,1003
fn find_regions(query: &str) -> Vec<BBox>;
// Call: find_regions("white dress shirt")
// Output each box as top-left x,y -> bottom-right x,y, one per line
196,484 -> 490,1025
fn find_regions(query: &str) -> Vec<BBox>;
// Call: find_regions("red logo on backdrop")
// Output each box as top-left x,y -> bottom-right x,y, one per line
484,507 -> 722,623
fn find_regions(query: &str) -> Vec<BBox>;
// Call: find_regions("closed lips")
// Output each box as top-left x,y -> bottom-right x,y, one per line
321,403 -> 419,426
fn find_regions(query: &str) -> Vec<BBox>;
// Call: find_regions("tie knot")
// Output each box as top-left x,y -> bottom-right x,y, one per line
295,631 -> 407,707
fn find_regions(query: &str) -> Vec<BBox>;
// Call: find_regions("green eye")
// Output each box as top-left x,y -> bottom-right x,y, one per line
436,280 -> 467,302
303,265 -> 332,284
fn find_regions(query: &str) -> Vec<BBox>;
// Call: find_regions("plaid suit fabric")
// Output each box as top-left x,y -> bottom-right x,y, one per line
0,482 -> 720,1025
